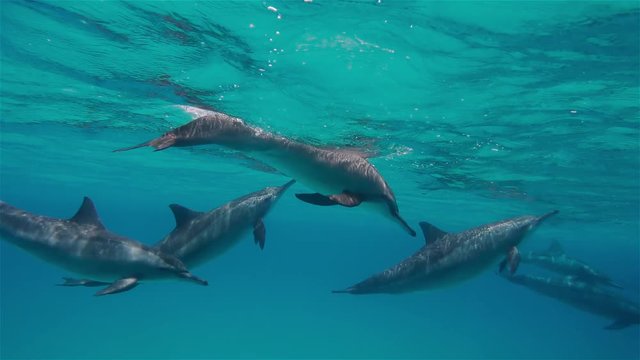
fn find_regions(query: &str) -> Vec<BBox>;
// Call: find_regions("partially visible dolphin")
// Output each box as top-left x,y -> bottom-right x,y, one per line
155,180 -> 295,267
333,211 -> 558,294
114,109 -> 416,237
521,240 -> 623,289
0,197 -> 207,296
505,274 -> 639,330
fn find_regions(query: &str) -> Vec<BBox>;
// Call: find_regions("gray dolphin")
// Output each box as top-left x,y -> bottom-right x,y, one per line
0,197 -> 208,296
156,180 -> 295,267
333,210 -> 558,294
521,240 -> 623,289
114,110 -> 416,237
505,274 -> 639,330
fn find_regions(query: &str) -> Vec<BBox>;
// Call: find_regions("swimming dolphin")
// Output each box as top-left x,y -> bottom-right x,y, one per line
114,110 -> 416,237
333,210 -> 558,294
0,197 -> 208,296
521,240 -> 623,289
505,274 -> 639,330
155,180 -> 295,267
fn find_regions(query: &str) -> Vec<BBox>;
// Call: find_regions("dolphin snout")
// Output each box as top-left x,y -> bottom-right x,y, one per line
179,272 -> 209,286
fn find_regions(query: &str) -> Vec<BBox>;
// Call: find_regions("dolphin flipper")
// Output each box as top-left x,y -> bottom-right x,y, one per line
95,277 -> 139,296
254,219 -> 266,250
295,192 -> 362,207
499,247 -> 521,275
58,277 -> 111,287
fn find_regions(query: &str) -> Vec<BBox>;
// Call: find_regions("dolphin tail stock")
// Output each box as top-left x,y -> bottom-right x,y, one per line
113,133 -> 176,153
604,278 -> 624,290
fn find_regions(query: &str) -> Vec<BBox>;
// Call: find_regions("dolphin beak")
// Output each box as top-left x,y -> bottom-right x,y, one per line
278,179 -> 296,194
179,272 -> 208,286
394,213 -> 417,237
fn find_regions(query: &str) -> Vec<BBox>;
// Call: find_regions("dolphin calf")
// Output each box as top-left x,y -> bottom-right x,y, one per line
521,240 -> 622,289
333,211 -> 558,294
0,197 -> 207,296
505,274 -> 639,330
156,180 -> 295,267
114,110 -> 416,237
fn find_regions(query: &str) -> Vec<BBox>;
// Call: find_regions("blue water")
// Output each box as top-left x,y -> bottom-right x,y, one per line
1,1 -> 639,358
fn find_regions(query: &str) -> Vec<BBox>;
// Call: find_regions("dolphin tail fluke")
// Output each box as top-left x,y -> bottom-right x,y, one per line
113,134 -> 176,152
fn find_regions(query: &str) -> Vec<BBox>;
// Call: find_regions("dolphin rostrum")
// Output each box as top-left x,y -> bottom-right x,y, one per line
333,210 -> 558,294
521,240 -> 623,289
505,274 -> 639,330
114,109 -> 416,237
0,197 -> 208,296
156,180 -> 295,267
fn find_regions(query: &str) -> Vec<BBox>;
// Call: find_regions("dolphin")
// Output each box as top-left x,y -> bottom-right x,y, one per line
0,197 -> 208,296
333,210 -> 558,294
114,110 -> 416,237
505,274 -> 639,330
155,180 -> 295,267
521,240 -> 623,289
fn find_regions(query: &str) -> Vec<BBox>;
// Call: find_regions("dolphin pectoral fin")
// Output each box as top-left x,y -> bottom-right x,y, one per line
295,193 -> 340,206
253,219 -> 266,250
95,277 -> 139,296
508,247 -> 521,275
58,277 -> 111,287
498,247 -> 520,275
295,192 -> 363,207
498,258 -> 508,274
604,319 -> 633,330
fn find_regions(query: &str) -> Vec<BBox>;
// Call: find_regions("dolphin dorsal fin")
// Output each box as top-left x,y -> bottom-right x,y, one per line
169,204 -> 202,228
69,197 -> 105,229
547,240 -> 564,255
418,222 -> 448,245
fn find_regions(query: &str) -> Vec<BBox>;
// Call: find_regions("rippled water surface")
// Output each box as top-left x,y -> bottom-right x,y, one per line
1,1 -> 639,359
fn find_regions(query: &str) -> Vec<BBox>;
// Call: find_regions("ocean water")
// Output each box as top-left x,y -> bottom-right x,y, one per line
1,1 -> 639,358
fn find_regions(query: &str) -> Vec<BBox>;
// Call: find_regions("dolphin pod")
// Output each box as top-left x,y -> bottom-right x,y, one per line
333,211 -> 558,294
114,110 -> 416,237
504,274 -> 639,330
0,197 -> 207,296
7,103 -> 632,333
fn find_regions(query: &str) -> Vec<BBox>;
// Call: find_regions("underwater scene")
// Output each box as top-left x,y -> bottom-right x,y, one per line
1,1 -> 639,359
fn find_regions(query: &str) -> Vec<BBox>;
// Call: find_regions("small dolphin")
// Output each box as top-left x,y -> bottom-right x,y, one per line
156,180 -> 295,267
0,197 -> 207,296
333,211 -> 558,294
521,240 -> 623,289
505,274 -> 639,330
114,110 -> 416,237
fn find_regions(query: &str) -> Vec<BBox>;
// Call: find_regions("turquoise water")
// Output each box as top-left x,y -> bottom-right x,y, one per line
1,1 -> 639,358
